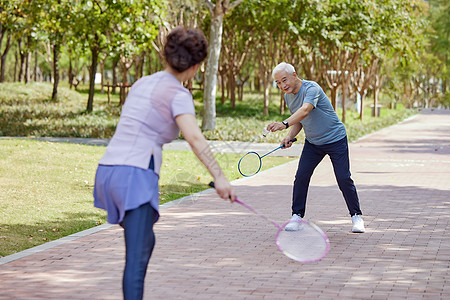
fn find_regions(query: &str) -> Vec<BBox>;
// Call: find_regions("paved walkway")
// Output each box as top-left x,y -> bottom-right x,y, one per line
0,109 -> 449,299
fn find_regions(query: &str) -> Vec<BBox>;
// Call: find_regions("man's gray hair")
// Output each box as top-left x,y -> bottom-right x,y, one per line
272,62 -> 296,79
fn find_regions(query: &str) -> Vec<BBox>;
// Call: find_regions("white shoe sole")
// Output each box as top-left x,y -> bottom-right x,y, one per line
352,227 -> 365,233
284,221 -> 303,231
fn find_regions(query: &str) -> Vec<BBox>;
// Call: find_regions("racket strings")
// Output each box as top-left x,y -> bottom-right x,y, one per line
238,152 -> 262,177
276,221 -> 329,262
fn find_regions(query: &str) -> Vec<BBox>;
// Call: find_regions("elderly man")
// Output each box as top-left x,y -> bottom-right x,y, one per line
267,62 -> 365,233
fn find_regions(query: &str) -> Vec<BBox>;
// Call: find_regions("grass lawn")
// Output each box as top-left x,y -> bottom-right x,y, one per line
0,139 -> 294,257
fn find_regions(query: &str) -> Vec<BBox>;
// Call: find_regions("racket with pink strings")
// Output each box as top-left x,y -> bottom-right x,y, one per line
209,182 -> 330,263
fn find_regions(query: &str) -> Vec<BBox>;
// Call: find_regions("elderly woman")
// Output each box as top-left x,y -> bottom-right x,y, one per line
93,27 -> 235,300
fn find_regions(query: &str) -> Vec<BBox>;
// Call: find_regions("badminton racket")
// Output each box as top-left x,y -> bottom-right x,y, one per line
209,182 -> 330,263
238,138 -> 297,177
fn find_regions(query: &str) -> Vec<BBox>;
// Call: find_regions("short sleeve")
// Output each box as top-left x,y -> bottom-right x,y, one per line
171,89 -> 196,118
304,85 -> 320,107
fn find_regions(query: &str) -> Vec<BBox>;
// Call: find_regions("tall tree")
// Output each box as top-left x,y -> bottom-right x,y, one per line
110,0 -> 162,105
371,0 -> 426,115
429,0 -> 450,95
202,0 -> 244,130
0,0 -> 33,82
246,0 -> 290,116
220,2 -> 254,109
72,0 -> 163,112
38,0 -> 73,100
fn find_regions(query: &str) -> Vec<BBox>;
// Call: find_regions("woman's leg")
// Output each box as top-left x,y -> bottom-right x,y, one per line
122,203 -> 158,300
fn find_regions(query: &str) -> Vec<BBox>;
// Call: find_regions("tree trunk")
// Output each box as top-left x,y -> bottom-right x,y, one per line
51,43 -> 60,101
341,87 -> 346,123
228,70 -> 236,109
13,48 -> 18,81
118,57 -> 132,106
100,59 -> 105,94
18,38 -> 25,82
25,51 -> 30,83
373,73 -> 382,117
112,57 -> 118,94
0,35 -> 11,82
330,87 -> 337,110
220,72 -> 226,104
68,55 -> 74,89
34,51 -> 38,81
359,92 -> 367,121
24,35 -> 31,83
86,41 -> 99,112
263,72 -> 271,115
202,13 -> 223,130
373,88 -> 380,117
202,0 -> 243,129
279,92 -> 285,115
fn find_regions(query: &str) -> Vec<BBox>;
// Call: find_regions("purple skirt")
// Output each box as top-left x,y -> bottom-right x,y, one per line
93,165 -> 160,225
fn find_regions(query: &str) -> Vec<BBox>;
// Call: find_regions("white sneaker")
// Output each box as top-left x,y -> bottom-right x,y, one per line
351,215 -> 365,233
285,214 -> 302,231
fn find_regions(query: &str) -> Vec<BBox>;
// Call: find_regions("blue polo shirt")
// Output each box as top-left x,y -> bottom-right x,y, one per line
285,80 -> 346,145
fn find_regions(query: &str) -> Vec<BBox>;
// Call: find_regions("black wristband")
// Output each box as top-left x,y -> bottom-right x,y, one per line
282,120 -> 289,128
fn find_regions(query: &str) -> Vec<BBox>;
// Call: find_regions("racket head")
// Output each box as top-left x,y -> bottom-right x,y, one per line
238,152 -> 262,177
275,219 -> 330,263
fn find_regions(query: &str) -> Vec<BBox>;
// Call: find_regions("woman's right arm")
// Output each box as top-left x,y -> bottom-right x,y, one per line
175,113 -> 235,202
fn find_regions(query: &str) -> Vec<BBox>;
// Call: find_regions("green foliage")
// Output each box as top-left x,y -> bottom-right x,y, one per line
429,0 -> 450,84
435,90 -> 450,107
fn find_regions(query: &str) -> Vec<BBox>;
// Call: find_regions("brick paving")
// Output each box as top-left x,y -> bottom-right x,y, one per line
0,109 -> 449,299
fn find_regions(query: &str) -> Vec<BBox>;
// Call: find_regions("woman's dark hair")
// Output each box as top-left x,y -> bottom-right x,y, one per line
163,27 -> 208,73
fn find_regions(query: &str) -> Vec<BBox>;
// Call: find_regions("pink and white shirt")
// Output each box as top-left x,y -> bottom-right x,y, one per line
98,71 -> 195,175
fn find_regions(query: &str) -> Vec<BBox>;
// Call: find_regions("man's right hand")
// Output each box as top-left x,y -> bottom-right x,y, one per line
281,137 -> 294,148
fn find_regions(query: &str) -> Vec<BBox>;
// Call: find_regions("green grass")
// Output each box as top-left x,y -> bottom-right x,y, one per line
0,139 -> 293,257
0,139 -> 105,257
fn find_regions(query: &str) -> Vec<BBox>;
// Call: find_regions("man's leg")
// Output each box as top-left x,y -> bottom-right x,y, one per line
292,140 -> 325,217
122,203 -> 158,300
326,137 -> 362,216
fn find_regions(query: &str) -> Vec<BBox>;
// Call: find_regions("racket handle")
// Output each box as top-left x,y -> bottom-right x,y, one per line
209,181 -> 240,202
282,138 -> 297,147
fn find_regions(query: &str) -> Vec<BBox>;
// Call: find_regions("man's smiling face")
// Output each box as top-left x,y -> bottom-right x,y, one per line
274,70 -> 300,94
